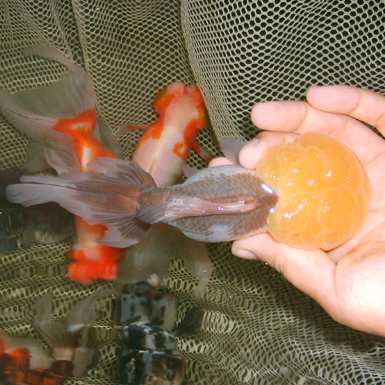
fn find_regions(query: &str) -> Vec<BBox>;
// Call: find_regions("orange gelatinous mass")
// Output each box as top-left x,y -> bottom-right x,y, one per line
255,132 -> 371,250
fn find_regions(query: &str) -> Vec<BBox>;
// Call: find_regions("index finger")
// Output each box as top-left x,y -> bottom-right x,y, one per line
307,85 -> 385,135
250,98 -> 384,163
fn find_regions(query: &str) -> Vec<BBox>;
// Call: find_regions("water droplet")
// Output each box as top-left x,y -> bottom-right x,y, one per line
358,256 -> 362,260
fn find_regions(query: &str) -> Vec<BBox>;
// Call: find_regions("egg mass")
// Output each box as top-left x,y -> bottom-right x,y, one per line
255,132 -> 371,250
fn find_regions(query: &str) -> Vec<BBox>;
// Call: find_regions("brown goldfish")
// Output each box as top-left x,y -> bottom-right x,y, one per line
5,157 -> 279,247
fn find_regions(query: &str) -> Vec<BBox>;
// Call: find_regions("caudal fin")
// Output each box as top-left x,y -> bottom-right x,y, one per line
34,287 -> 114,377
0,45 -> 121,173
0,46 -> 95,134
0,330 -> 54,371
6,158 -> 156,247
117,224 -> 212,299
21,45 -> 95,118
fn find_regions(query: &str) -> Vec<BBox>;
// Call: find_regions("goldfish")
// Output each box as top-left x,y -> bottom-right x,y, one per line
115,278 -> 204,385
0,169 -> 76,256
4,156 -> 278,245
116,81 -> 213,299
121,81 -> 212,187
0,45 -> 126,284
5,132 -> 371,251
0,287 -> 113,385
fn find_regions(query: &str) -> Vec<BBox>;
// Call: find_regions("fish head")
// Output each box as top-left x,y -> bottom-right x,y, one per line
116,281 -> 178,331
186,83 -> 209,130
153,82 -> 187,115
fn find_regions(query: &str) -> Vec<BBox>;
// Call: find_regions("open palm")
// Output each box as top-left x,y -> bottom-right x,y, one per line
211,85 -> 385,336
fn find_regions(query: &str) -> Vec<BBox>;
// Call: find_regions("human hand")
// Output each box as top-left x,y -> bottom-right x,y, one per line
211,85 -> 385,336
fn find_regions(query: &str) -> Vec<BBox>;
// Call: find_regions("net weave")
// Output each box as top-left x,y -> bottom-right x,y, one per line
1,0 -> 385,384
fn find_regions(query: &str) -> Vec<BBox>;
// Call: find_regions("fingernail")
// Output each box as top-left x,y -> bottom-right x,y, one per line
232,248 -> 257,260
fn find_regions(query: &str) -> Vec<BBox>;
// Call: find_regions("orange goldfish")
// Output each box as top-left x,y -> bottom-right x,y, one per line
0,45 -> 125,284
122,81 -> 212,187
0,287 -> 112,385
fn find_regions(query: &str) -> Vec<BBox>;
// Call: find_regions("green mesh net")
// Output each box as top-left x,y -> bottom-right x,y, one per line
1,0 -> 385,384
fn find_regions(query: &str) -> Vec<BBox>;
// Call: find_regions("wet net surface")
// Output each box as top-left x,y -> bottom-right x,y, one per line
1,0 -> 385,384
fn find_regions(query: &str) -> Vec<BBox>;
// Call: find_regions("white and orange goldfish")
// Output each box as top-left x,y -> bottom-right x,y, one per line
122,81 -> 212,187
0,287 -> 112,385
0,45 -> 126,284
116,82 -> 213,298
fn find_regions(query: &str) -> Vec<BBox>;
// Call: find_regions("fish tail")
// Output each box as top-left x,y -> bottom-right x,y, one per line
0,87 -> 79,173
34,287 -> 114,377
5,158 -> 156,248
117,224 -> 212,299
0,45 -> 95,136
0,45 -> 99,173
0,88 -> 56,141
22,45 -> 96,117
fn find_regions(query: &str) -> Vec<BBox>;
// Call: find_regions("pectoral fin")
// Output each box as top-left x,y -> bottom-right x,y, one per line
220,137 -> 248,164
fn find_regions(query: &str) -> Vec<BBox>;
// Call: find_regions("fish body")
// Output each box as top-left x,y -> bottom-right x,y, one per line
0,45 -> 126,284
0,287 -> 113,385
125,82 -> 211,187
49,108 -> 119,172
139,165 -> 278,243
115,281 -> 185,385
5,158 -> 279,248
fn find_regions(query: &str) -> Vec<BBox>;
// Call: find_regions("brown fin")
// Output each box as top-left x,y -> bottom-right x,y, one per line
220,137 -> 248,164
6,159 -> 155,248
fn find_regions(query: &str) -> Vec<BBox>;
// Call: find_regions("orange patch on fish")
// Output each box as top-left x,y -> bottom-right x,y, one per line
53,109 -> 117,169
255,132 -> 371,250
68,218 -> 126,284
1,348 -> 31,367
153,83 -> 184,114
53,109 -> 97,134
134,117 -> 165,152
128,82 -> 211,187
